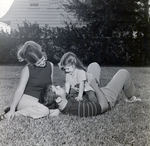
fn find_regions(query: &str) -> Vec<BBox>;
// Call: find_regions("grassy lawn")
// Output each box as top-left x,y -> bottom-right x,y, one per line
0,66 -> 150,146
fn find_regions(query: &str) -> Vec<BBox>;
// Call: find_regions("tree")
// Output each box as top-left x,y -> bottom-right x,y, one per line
61,0 -> 150,65
62,0 -> 148,36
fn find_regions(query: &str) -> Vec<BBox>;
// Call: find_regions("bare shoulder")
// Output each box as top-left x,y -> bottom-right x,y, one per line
21,65 -> 29,74
50,62 -> 54,67
47,61 -> 54,68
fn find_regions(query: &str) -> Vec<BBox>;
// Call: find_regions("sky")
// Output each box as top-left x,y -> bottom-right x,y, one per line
0,0 -> 14,18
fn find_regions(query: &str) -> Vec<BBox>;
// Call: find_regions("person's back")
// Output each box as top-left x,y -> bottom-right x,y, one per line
24,61 -> 52,99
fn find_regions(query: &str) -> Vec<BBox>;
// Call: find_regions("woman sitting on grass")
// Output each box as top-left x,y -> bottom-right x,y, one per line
0,41 -> 59,121
40,66 -> 141,117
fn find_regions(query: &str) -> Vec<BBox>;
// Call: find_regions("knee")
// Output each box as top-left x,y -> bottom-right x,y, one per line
40,106 -> 49,117
118,69 -> 130,76
119,69 -> 128,73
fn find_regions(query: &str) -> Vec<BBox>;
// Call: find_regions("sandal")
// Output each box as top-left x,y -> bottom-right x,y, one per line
125,96 -> 141,103
0,114 -> 6,121
4,107 -> 10,114
4,107 -> 17,114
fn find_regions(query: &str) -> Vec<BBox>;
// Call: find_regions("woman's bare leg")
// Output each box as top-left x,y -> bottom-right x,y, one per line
15,94 -> 49,119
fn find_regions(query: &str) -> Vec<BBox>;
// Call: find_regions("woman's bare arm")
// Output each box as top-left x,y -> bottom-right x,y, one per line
6,66 -> 29,120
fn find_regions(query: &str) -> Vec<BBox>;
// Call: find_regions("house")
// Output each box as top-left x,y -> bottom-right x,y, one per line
0,0 -> 75,30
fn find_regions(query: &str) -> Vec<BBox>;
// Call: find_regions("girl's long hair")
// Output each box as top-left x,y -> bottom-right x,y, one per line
58,52 -> 86,71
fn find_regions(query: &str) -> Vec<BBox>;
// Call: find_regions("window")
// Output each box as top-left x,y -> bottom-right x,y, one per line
30,0 -> 39,7
49,0 -> 59,8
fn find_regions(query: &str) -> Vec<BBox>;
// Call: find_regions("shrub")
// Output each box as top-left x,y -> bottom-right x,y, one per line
0,21 -> 149,66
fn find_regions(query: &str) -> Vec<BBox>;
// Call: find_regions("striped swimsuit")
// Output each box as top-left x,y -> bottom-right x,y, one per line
61,99 -> 102,117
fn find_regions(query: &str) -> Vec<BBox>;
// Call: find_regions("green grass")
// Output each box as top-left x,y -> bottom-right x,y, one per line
0,66 -> 150,146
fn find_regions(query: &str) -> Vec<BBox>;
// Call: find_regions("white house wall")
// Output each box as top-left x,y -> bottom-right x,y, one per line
0,0 -> 74,30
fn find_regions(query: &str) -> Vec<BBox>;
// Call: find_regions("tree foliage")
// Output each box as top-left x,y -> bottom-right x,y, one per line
0,0 -> 150,66
61,0 -> 150,65
62,0 -> 148,36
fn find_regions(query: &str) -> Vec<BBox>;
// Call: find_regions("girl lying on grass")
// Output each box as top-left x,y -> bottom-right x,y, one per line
58,52 -> 98,103
0,41 -> 59,121
40,65 -> 141,117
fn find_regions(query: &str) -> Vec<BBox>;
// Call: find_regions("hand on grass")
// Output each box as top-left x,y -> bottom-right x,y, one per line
49,109 -> 60,116
75,96 -> 83,101
5,111 -> 15,121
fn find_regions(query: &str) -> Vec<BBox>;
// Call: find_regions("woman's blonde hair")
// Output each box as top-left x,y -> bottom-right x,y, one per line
58,52 -> 86,71
17,41 -> 47,64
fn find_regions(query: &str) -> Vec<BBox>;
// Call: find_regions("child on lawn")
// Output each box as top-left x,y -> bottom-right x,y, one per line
58,52 -> 98,102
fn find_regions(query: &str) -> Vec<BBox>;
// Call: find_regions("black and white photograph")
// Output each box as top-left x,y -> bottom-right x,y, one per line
0,0 -> 150,145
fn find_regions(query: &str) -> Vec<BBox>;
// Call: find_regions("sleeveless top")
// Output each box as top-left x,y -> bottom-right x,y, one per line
24,61 -> 52,99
